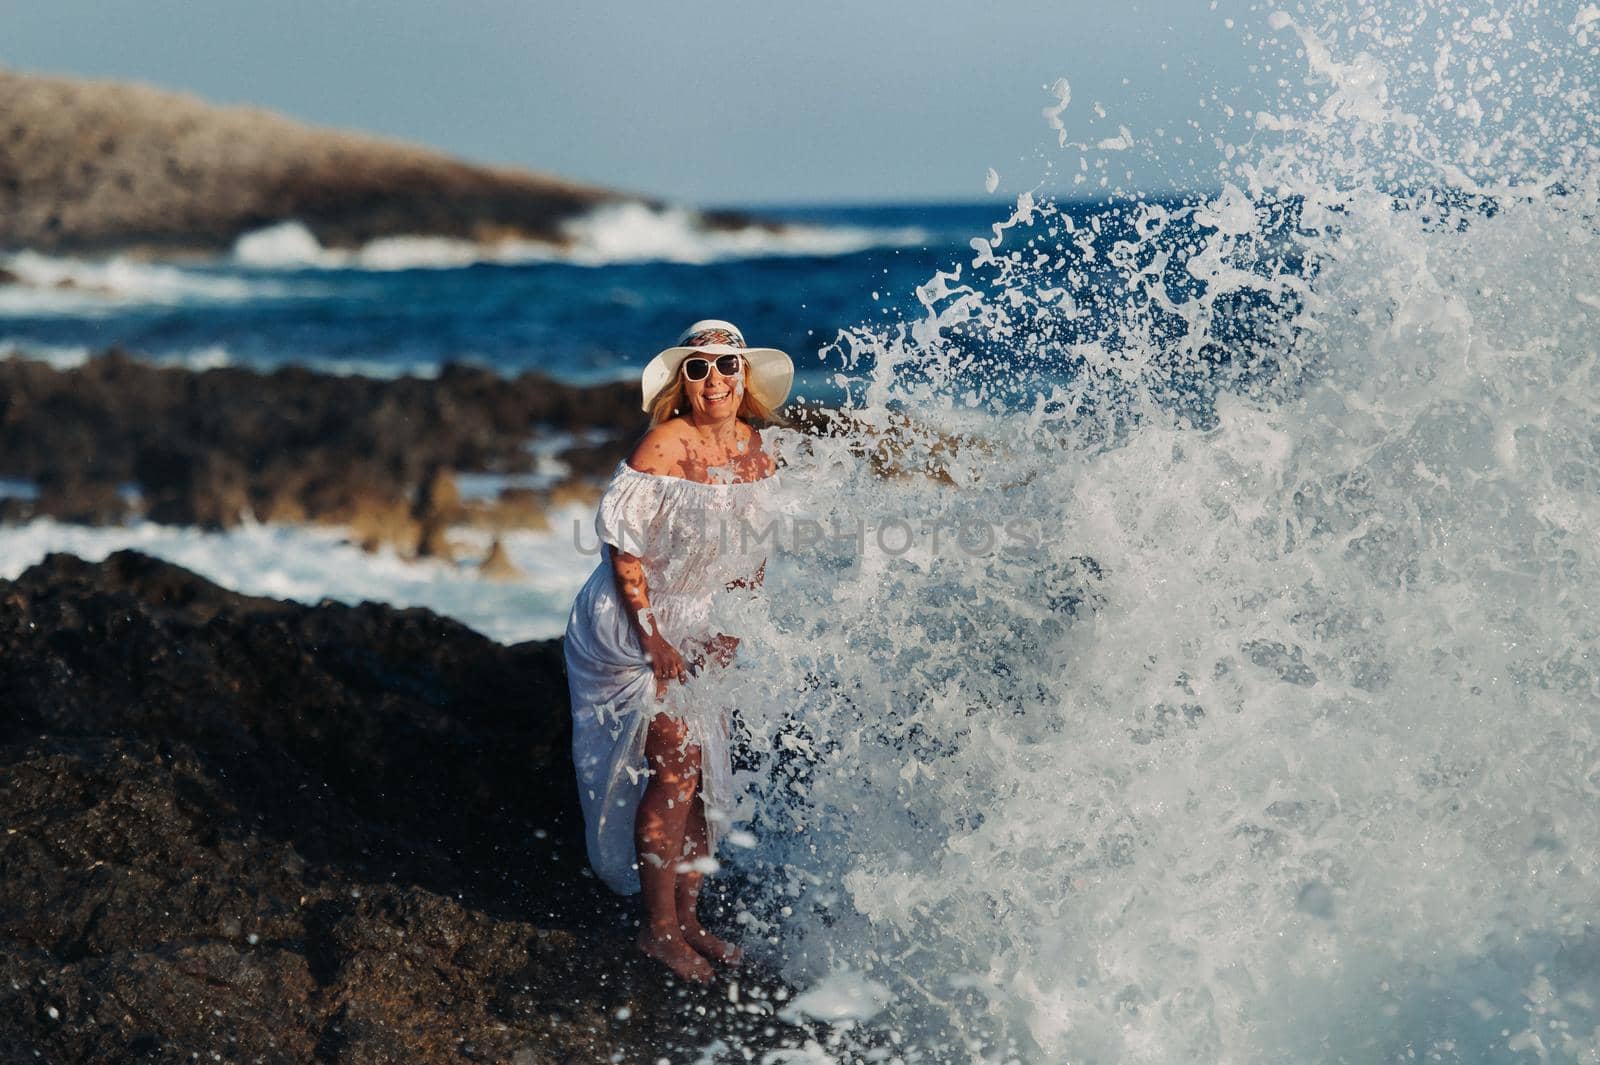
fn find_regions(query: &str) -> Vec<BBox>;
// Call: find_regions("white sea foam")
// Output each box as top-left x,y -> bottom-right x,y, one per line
0,337 -> 238,373
230,221 -> 326,267
0,511 -> 598,643
230,204 -> 927,271
0,334 -> 443,380
0,337 -> 95,369
554,202 -> 926,266
1041,78 -> 1072,147
778,970 -> 892,1028
0,250 -> 294,313
693,3 -> 1600,1061
232,221 -> 525,270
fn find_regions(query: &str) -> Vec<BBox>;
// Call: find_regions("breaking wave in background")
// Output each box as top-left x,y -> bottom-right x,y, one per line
703,2 -> 1600,1061
0,204 -> 925,304
233,203 -> 928,270
0,201 -> 960,389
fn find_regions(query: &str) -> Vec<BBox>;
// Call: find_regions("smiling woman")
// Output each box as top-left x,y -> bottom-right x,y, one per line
641,321 -> 792,431
561,320 -> 789,984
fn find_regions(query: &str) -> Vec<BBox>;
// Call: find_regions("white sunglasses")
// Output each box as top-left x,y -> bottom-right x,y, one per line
680,353 -> 744,381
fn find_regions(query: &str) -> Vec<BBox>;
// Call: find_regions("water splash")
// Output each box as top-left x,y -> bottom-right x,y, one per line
712,3 -> 1600,1061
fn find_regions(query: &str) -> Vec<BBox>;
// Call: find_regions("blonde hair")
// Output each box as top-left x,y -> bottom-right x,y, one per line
647,361 -> 785,427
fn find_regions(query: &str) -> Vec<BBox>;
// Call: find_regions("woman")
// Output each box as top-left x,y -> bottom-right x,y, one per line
564,320 -> 789,983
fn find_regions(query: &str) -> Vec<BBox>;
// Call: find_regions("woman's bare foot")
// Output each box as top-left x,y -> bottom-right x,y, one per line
636,926 -> 714,984
680,920 -> 744,967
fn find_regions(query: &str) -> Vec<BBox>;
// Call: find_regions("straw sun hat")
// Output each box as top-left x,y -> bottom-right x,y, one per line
639,319 -> 793,413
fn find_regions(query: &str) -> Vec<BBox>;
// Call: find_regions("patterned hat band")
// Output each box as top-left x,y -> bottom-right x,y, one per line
683,327 -> 744,349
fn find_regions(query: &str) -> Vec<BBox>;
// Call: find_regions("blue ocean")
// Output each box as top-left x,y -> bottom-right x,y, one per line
0,202 -> 1012,402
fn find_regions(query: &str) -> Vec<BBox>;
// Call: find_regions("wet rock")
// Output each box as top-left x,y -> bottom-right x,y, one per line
547,479 -> 604,511
137,447 -> 253,528
346,494 -> 421,555
787,404 -> 966,486
0,352 -> 639,536
416,467 -> 464,524
479,538 -> 523,581
0,551 -> 800,1062
33,475 -> 129,525
414,519 -> 457,562
557,439 -> 631,480
485,487 -> 553,533
414,467 -> 465,560
256,482 -> 310,524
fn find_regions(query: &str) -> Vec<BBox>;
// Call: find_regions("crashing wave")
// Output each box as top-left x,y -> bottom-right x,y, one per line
552,202 -> 927,266
0,249 -> 295,312
706,2 -> 1600,1062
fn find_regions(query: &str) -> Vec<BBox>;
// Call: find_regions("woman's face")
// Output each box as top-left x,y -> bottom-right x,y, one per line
681,355 -> 745,420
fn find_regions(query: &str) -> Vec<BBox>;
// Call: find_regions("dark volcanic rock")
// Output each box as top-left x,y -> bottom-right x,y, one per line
0,551 -> 803,1063
34,474 -> 131,525
0,352 -> 641,536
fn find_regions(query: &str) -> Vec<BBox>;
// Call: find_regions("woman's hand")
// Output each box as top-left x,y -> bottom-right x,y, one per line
641,626 -> 691,700
611,549 -> 688,699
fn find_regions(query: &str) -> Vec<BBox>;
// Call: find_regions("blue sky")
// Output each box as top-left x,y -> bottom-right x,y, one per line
1,0 -> 1259,205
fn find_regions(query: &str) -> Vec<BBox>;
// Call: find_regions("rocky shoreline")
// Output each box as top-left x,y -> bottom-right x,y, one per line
0,351 -> 644,567
0,550 -> 817,1063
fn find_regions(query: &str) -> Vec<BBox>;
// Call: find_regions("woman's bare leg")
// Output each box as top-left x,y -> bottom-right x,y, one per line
634,712 -> 713,983
676,796 -> 743,965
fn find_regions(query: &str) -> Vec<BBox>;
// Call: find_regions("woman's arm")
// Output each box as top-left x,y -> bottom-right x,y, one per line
610,422 -> 697,696
611,547 -> 690,697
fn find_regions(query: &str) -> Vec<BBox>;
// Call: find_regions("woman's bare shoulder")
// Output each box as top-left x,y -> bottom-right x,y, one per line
627,420 -> 687,476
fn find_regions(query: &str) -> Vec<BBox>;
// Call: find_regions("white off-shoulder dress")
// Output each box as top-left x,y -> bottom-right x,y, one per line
564,456 -> 778,895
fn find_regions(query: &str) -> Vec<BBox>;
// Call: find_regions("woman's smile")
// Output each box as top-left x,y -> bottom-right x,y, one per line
694,378 -> 739,407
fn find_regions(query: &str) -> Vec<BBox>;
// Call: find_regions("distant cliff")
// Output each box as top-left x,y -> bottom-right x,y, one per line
0,68 -> 635,255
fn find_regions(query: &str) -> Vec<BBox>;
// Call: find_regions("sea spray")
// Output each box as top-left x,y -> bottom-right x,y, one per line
709,2 -> 1600,1061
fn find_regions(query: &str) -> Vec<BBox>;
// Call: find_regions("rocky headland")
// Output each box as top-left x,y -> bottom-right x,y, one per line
0,69 -> 765,258
0,550 -> 812,1062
